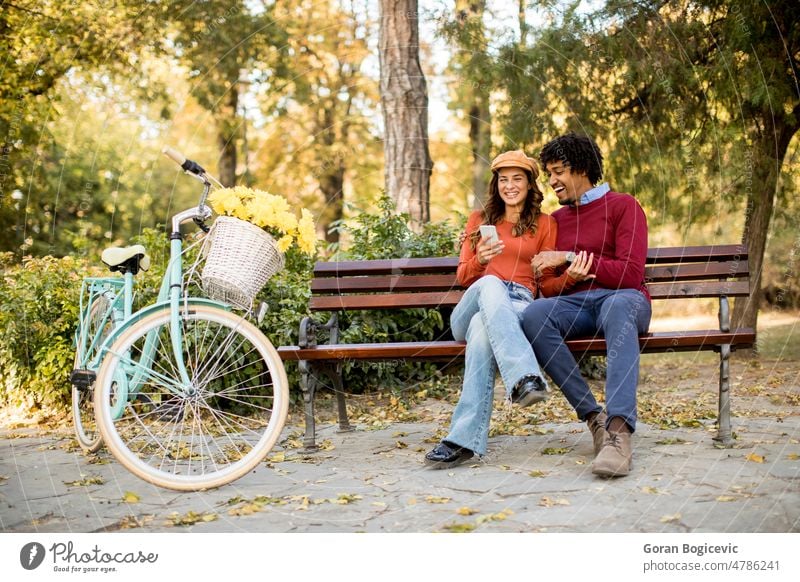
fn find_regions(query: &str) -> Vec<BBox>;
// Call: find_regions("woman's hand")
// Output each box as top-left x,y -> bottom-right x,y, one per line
566,250 -> 596,282
531,250 -> 569,275
477,236 -> 504,265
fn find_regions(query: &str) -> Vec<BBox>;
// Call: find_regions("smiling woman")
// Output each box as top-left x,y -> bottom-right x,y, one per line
424,149 -> 558,468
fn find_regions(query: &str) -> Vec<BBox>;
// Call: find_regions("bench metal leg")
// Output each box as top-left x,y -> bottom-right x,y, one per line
331,369 -> 353,433
713,343 -> 734,447
299,361 -> 319,451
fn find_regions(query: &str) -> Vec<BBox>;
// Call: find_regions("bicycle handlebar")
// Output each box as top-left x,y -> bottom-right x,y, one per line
163,146 -> 220,234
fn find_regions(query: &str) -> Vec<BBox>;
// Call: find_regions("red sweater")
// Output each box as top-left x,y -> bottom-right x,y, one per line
539,191 -> 650,300
457,211 -> 558,296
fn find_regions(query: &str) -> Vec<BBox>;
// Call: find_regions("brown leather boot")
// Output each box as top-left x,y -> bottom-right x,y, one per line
591,428 -> 632,477
586,411 -> 608,457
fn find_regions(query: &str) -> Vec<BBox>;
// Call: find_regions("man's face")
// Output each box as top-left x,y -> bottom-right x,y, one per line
544,161 -> 593,205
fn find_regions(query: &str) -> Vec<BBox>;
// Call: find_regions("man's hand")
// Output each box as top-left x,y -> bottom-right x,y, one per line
531,250 -> 570,275
565,250 -> 596,282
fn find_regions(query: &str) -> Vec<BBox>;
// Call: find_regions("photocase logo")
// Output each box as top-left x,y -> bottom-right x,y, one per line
20,542 -> 46,570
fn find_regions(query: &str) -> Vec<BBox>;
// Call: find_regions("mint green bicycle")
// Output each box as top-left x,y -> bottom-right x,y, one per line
70,149 -> 289,491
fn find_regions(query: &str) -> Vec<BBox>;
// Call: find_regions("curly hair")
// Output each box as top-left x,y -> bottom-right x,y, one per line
469,168 -> 544,250
539,132 -> 604,185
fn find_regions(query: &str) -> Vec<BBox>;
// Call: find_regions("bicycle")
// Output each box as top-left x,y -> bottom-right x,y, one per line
70,148 -> 289,491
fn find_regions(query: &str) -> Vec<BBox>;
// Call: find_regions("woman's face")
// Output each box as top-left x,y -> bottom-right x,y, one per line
497,167 -> 530,212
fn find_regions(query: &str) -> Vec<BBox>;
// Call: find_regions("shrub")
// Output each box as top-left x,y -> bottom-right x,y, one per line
326,196 -> 463,392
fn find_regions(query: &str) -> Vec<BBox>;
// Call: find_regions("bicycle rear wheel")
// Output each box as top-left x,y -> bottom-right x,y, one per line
72,295 -> 112,452
94,304 -> 289,491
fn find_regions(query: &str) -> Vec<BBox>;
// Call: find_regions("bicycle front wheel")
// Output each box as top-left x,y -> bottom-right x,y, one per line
94,304 -> 289,491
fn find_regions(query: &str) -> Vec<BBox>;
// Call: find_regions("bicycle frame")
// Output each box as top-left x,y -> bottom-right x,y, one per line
94,177 -> 218,409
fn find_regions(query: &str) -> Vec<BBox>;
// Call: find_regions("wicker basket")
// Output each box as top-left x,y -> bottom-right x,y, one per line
201,215 -> 285,310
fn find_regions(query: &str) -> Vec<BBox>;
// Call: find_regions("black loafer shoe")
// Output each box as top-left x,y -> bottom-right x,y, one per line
511,375 -> 548,407
424,441 -> 474,469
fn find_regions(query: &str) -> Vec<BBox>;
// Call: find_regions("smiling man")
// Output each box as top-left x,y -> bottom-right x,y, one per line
523,132 -> 651,477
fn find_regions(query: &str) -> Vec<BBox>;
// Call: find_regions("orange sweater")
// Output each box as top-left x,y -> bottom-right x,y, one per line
457,211 -> 558,295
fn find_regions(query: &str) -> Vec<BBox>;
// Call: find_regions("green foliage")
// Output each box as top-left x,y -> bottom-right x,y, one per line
0,253 -> 97,411
328,195 -> 462,392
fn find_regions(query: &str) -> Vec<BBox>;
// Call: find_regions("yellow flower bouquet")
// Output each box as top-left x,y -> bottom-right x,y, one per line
207,186 -> 317,256
201,186 -> 317,310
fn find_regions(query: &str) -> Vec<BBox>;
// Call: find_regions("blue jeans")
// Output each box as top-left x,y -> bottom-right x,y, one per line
445,275 -> 546,455
521,289 -> 651,432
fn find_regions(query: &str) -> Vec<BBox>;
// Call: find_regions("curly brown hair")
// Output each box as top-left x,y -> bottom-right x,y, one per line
469,168 -> 544,250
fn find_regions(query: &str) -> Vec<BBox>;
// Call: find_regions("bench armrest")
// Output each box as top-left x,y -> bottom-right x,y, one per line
299,313 -> 339,348
718,296 -> 730,333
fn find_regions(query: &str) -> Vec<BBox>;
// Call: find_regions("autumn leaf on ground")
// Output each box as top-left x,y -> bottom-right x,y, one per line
786,453 -> 799,460
229,502 -> 264,516
425,495 -> 451,504
655,438 -> 691,445
660,513 -> 682,524
116,515 -> 154,530
319,439 -> 335,451
716,495 -> 738,502
167,511 -> 217,526
335,493 -> 362,504
476,509 -> 514,524
528,470 -> 547,478
542,447 -> 570,455
539,497 -> 570,507
0,475 -> 8,484
121,491 -> 140,504
745,453 -> 765,463
395,441 -> 408,449
393,431 -> 408,438
64,475 -> 104,487
267,451 -> 286,463
457,507 -> 477,516
641,486 -> 666,495
441,522 -> 475,533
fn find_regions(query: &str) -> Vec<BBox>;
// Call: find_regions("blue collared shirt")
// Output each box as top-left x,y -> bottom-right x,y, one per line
579,182 -> 610,205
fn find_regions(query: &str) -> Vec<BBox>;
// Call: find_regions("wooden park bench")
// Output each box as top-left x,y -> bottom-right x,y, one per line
277,245 -> 756,450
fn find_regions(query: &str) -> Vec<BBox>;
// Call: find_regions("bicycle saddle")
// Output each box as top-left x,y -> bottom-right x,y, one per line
101,244 -> 151,274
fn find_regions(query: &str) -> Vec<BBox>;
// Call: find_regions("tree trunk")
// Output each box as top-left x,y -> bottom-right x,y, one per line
731,122 -> 797,348
458,0 -> 490,210
217,86 -> 239,187
469,99 -> 491,210
379,0 -> 432,226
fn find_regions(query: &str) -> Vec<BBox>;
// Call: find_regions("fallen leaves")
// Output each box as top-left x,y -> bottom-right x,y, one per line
456,507 -> 477,516
425,496 -> 450,504
441,523 -> 475,533
64,475 -> 104,487
542,447 -> 570,455
539,497 -> 570,507
121,491 -> 140,504
167,511 -> 218,526
660,513 -> 682,524
745,453 -> 766,463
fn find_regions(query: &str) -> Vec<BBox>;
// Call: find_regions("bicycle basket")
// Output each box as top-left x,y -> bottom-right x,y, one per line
201,215 -> 285,310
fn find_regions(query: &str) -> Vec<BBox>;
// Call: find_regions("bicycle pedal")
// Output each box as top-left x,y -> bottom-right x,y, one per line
70,369 -> 96,389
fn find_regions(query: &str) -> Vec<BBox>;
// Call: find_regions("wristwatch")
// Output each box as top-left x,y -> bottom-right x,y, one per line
565,251 -> 577,265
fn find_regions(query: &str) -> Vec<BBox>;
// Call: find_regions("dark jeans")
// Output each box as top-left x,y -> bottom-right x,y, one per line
521,289 -> 651,431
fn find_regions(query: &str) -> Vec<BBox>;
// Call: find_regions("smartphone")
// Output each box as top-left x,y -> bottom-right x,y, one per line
479,224 -> 499,246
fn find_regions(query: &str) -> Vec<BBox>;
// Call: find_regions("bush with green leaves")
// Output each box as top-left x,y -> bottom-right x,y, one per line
326,195 -> 463,393
0,253 -> 94,411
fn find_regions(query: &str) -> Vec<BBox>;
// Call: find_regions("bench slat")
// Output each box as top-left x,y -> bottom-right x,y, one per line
310,261 -> 750,295
278,329 -> 755,360
646,245 -> 748,264
311,274 -> 460,294
647,280 -> 750,299
310,290 -> 465,311
311,246 -> 750,278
